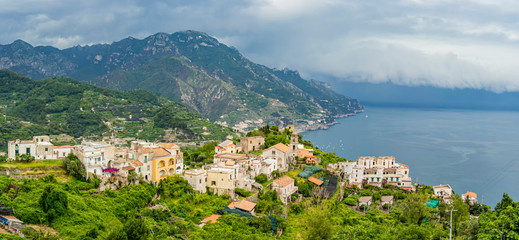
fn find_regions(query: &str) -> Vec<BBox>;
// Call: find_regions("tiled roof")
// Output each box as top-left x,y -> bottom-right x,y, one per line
158,143 -> 177,149
234,200 -> 256,212
273,176 -> 294,187
201,214 -> 221,223
131,160 -> 143,167
381,195 -> 394,202
54,145 -> 73,149
123,166 -> 135,171
464,191 -> 477,199
308,176 -> 324,186
142,147 -> 171,158
228,201 -> 239,209
268,143 -> 290,152
359,196 -> 373,203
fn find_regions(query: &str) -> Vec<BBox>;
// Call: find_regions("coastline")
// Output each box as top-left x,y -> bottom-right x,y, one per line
296,109 -> 365,133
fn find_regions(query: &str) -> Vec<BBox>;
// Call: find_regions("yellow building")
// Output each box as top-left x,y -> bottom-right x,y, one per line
144,147 -> 183,184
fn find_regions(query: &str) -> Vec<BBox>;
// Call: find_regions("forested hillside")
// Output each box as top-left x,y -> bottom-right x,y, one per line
0,70 -> 236,151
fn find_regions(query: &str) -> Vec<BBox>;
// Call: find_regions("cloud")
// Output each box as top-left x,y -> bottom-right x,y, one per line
1,0 -> 519,92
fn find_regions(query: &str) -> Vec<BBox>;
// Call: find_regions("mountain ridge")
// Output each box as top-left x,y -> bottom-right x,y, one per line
0,30 -> 363,131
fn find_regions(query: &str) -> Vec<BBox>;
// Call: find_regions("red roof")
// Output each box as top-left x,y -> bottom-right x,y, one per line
464,191 -> 477,199
201,214 -> 221,223
308,176 -> 324,186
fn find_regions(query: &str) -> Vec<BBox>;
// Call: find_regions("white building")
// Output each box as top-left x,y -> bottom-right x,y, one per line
260,158 -> 277,176
53,145 -> 73,159
8,136 -> 57,160
73,142 -> 115,177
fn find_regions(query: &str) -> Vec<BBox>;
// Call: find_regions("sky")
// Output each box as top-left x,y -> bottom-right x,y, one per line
1,0 -> 519,92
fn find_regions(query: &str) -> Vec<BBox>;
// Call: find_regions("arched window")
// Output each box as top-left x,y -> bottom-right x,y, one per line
159,170 -> 166,177
169,168 -> 175,176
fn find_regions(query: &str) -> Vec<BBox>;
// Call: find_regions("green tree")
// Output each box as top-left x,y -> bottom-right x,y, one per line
123,217 -> 149,240
304,206 -> 335,240
400,193 -> 432,225
38,185 -> 68,222
495,193 -> 514,213
254,174 -> 268,184
62,153 -> 86,180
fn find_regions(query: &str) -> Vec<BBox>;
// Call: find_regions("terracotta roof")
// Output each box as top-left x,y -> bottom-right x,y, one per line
273,176 -> 294,187
142,147 -> 171,158
268,143 -> 290,152
123,166 -> 135,171
234,200 -> 256,212
308,176 -> 324,186
54,145 -> 73,149
464,191 -> 477,199
201,214 -> 221,223
381,195 -> 394,202
401,186 -> 412,190
228,201 -> 239,209
358,196 -> 373,203
158,143 -> 177,149
131,160 -> 143,167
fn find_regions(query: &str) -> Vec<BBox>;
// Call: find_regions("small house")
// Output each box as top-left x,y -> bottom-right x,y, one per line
228,200 -> 256,214
380,195 -> 394,206
358,196 -> 373,207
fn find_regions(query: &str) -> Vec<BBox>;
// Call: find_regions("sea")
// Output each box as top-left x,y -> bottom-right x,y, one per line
302,106 -> 519,207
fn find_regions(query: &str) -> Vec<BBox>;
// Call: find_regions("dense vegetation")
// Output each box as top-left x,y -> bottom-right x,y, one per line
0,70 -> 236,151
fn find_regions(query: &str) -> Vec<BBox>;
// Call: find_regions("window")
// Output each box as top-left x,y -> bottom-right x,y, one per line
272,150 -> 275,155
26,148 -> 31,155
144,156 -> 147,163
45,148 -> 48,152
199,179 -> 201,184
405,171 -> 407,174
147,166 -> 150,171
211,181 -> 216,186
139,167 -> 141,172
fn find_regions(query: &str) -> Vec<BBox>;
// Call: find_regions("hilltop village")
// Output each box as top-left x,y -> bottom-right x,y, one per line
0,125 -> 509,239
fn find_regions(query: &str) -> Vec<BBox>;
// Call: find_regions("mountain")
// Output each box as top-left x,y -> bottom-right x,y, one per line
332,80 -> 519,110
0,31 -> 363,131
0,70 -> 236,151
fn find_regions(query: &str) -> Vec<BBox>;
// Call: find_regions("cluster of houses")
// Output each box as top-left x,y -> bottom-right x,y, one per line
327,156 -> 413,189
183,129 -> 302,198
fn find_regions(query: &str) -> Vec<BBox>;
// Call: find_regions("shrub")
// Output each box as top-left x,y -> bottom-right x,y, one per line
344,196 -> 358,206
254,174 -> 268,184
235,188 -> 252,197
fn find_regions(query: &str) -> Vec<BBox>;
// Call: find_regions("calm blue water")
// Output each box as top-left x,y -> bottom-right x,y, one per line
302,106 -> 519,207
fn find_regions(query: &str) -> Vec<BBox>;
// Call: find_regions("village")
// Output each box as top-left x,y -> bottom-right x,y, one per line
0,126 -> 482,237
